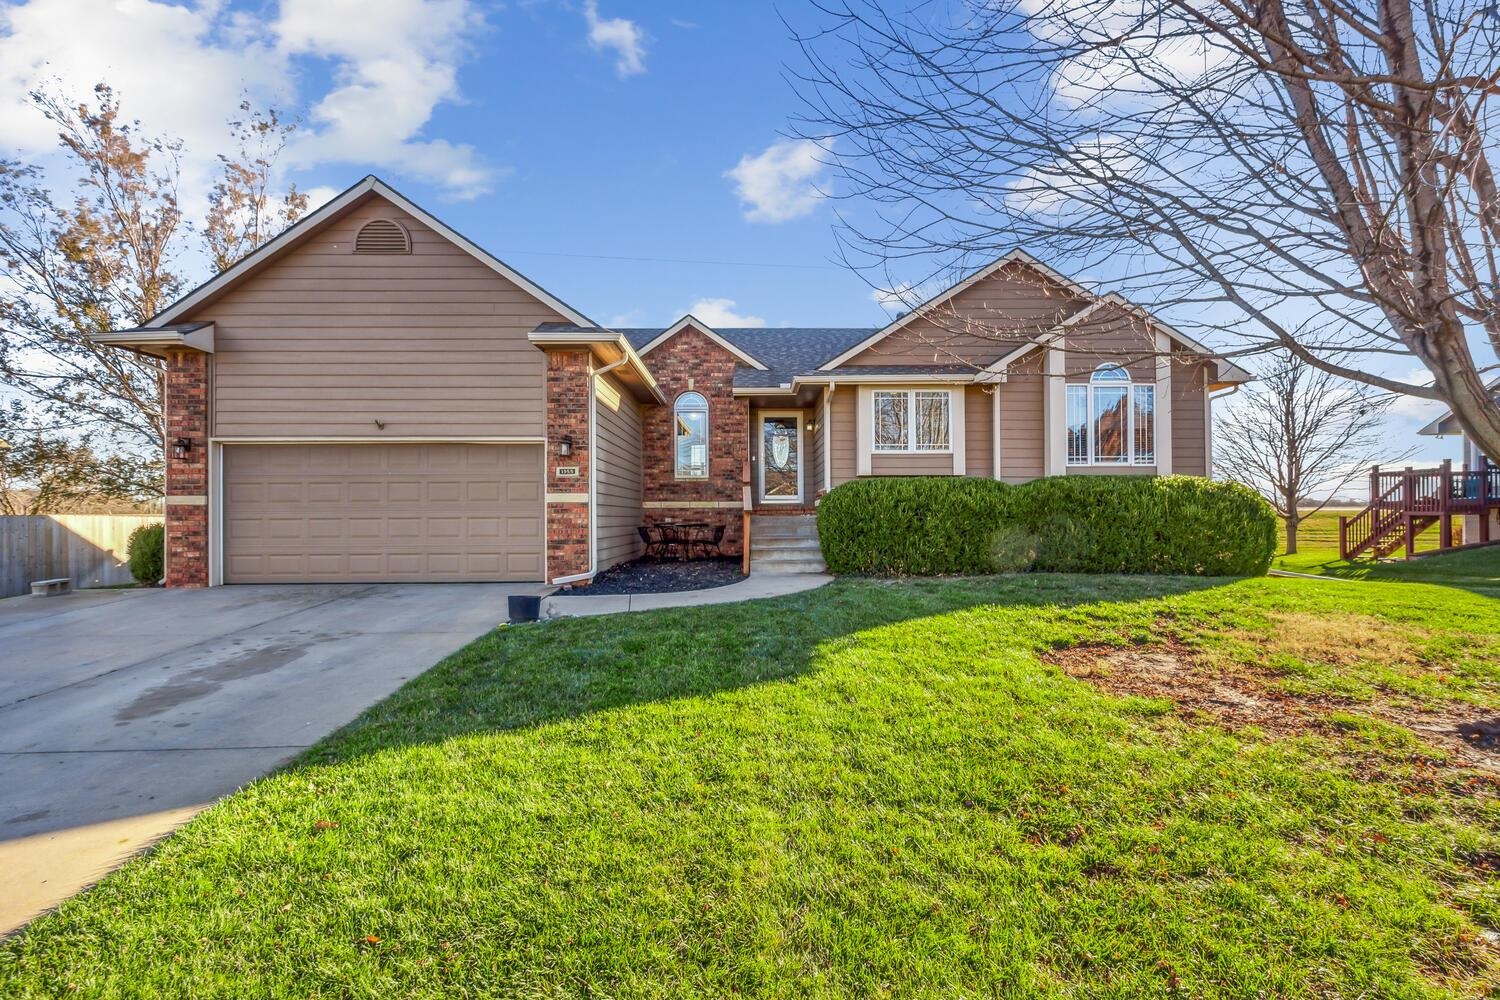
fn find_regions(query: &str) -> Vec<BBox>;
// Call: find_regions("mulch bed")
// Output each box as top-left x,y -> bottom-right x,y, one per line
554,557 -> 744,596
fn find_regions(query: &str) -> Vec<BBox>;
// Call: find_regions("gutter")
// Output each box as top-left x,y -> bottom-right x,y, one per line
551,355 -> 631,588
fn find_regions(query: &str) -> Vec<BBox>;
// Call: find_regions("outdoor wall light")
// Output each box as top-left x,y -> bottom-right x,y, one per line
173,437 -> 192,458
559,435 -> 574,457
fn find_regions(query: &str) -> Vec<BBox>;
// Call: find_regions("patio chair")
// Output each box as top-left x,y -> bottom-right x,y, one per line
693,524 -> 726,559
637,525 -> 667,559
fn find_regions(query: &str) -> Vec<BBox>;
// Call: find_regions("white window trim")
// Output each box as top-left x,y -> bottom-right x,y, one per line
674,391 -> 710,480
870,389 -> 955,454
1065,369 -> 1157,467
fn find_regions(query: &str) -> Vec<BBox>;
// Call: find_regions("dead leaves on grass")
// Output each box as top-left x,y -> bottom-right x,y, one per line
1042,637 -> 1499,773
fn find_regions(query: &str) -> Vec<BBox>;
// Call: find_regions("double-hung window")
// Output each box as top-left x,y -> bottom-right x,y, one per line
872,389 -> 952,452
1066,365 -> 1155,466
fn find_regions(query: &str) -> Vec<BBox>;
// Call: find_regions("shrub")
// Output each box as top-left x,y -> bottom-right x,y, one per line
817,475 -> 1276,577
816,476 -> 1016,575
127,521 -> 165,584
1005,475 -> 1277,576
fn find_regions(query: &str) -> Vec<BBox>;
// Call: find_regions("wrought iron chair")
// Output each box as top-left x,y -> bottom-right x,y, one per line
694,524 -> 726,558
637,525 -> 667,559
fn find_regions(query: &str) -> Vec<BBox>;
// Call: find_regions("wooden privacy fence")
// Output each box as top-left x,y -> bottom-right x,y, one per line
0,515 -> 162,598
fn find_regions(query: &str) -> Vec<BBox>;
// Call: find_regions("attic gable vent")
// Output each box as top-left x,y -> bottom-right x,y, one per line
354,218 -> 411,254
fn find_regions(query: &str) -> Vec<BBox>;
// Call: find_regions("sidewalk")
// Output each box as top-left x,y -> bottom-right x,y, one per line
543,573 -> 832,618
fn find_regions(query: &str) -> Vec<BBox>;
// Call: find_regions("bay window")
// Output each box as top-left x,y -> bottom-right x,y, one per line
872,389 -> 952,452
1065,365 -> 1155,466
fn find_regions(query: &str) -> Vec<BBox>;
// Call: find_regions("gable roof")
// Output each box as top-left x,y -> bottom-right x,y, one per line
816,249 -> 1250,385
145,175 -> 595,329
616,326 -> 879,389
634,315 -> 768,370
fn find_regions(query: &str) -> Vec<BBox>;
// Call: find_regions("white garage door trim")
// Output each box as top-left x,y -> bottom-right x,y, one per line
210,438 -> 546,586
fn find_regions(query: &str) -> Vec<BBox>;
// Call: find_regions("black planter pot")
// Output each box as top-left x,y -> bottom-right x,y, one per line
508,594 -> 542,623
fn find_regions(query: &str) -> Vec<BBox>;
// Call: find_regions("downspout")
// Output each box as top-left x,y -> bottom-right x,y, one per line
551,355 -> 630,586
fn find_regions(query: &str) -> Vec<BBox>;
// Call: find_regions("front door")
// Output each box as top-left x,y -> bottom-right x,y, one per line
758,412 -> 803,504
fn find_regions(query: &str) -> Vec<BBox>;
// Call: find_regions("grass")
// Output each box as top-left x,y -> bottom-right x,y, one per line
3,562 -> 1499,997
1272,510 -> 1499,591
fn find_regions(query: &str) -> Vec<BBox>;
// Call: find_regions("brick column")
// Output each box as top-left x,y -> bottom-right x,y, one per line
545,350 -> 592,584
164,349 -> 209,588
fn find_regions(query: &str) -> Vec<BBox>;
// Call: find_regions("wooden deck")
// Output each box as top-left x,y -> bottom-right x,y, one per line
1339,461 -> 1500,560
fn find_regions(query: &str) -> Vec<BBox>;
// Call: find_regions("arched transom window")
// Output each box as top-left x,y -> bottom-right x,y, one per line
1066,364 -> 1156,466
674,391 -> 709,478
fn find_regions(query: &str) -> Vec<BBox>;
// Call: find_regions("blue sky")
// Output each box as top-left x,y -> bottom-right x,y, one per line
0,0 -> 882,330
0,0 -> 1466,470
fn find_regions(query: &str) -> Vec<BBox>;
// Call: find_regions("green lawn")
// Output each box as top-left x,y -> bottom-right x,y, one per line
3,562 -> 1500,996
1273,510 -> 1498,590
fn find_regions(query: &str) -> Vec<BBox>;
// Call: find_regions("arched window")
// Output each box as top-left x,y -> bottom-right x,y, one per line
674,392 -> 709,478
1065,364 -> 1156,466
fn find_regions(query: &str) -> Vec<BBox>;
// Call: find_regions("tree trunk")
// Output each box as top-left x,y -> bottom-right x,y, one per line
1285,514 -> 1299,555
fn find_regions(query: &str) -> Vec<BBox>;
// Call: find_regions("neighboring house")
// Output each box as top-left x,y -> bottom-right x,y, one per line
92,176 -> 1249,588
1417,384 -> 1500,544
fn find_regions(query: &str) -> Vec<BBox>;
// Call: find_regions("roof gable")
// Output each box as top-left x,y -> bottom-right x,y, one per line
147,175 -> 594,329
635,315 -> 768,370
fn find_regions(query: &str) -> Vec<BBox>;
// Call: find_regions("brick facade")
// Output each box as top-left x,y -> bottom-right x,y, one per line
639,325 -> 748,557
545,349 -> 593,583
164,349 -> 210,588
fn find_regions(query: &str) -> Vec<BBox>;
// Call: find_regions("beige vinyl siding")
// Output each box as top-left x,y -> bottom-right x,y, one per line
201,193 -> 565,439
964,387 -> 993,478
1172,354 -> 1211,476
1064,308 -> 1157,380
807,391 -> 826,498
844,263 -> 1085,367
595,372 -> 644,570
998,353 -> 1046,482
829,388 -> 857,487
870,454 -> 954,475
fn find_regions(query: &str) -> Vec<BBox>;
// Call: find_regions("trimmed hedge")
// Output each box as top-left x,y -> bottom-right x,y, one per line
127,521 -> 165,584
817,475 -> 1275,577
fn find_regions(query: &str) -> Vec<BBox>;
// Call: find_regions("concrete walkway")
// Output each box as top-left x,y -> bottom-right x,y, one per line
0,582 -> 525,936
543,572 -> 832,617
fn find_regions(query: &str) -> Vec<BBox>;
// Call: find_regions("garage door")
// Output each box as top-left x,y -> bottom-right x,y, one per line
223,443 -> 544,583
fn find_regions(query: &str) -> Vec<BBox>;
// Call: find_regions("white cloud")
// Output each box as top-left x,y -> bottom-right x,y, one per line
683,298 -> 765,327
584,1 -> 646,78
1386,366 -> 1447,422
276,0 -> 492,197
725,138 -> 831,223
0,0 -> 494,203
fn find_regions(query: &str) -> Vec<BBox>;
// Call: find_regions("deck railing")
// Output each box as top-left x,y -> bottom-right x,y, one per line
1339,459 -> 1498,559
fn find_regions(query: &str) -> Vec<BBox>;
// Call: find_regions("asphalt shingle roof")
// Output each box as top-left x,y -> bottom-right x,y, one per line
619,327 -> 888,388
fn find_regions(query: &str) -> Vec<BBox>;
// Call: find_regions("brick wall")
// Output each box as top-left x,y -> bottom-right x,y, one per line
545,350 -> 593,583
639,326 -> 748,556
164,349 -> 209,588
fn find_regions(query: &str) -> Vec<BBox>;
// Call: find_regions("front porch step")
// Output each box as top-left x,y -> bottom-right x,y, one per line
749,554 -> 828,575
749,513 -> 825,574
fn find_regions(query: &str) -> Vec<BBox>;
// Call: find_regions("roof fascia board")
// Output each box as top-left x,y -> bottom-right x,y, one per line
527,330 -> 665,404
148,176 -> 595,329
637,315 -> 768,370
817,250 -> 1035,371
819,250 -> 1251,384
89,323 -> 216,357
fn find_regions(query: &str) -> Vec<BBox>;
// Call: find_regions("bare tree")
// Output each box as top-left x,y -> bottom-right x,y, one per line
1215,355 -> 1403,552
0,85 -> 305,494
790,0 -> 1500,458
204,102 -> 309,274
0,400 -> 156,514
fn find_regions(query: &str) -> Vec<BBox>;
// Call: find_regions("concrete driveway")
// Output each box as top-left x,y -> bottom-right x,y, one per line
0,583 -> 528,935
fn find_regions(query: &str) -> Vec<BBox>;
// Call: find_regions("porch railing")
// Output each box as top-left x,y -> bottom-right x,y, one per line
1339,459 -> 1498,560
